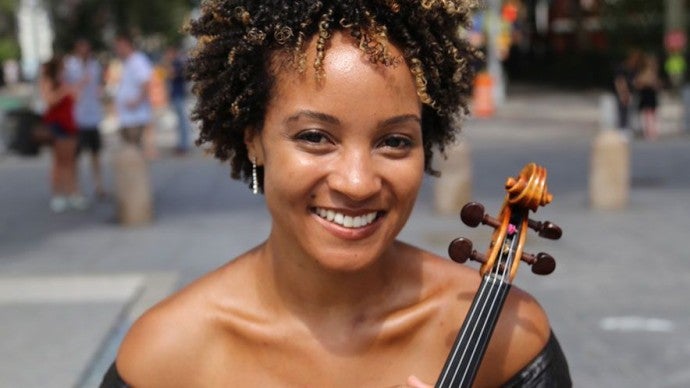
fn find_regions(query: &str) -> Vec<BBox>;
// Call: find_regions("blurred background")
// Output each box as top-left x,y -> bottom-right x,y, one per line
0,0 -> 683,87
1,0 -> 690,387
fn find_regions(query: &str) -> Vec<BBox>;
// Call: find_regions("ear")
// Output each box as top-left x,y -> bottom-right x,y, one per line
243,127 -> 264,165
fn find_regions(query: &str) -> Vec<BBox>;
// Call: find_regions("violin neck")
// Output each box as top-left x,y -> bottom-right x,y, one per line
435,275 -> 512,388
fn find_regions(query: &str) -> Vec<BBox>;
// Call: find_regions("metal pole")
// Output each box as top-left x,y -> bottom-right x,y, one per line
665,0 -> 685,33
666,0 -> 690,133
485,0 -> 505,107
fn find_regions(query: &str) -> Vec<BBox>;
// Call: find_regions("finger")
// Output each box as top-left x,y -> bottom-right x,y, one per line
407,375 -> 432,388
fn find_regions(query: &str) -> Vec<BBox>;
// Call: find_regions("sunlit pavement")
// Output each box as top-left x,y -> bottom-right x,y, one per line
1,89 -> 689,387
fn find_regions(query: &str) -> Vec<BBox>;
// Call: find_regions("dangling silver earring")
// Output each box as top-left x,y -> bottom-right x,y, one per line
251,157 -> 259,194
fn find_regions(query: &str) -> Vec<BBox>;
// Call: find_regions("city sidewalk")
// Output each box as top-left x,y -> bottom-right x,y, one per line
1,87 -> 689,387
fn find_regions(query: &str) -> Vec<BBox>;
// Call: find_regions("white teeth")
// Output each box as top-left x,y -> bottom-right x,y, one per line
314,208 -> 378,229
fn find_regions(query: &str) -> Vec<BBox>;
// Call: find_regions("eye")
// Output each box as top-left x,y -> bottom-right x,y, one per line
294,130 -> 332,145
379,135 -> 413,150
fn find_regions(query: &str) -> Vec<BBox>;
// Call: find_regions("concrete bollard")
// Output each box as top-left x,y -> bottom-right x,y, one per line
599,93 -> 618,130
113,144 -> 153,226
589,129 -> 630,210
433,141 -> 473,216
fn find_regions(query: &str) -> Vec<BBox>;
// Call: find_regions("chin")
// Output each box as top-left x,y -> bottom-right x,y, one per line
310,245 -> 386,273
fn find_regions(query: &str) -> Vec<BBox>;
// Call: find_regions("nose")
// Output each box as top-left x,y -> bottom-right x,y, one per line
327,148 -> 382,202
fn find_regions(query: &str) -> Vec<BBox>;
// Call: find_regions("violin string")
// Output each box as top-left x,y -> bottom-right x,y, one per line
455,244 -> 512,387
447,223 -> 519,387
438,267 -> 494,385
442,251 -> 505,387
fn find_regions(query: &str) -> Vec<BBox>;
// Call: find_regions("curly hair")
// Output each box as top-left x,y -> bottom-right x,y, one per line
186,0 -> 478,191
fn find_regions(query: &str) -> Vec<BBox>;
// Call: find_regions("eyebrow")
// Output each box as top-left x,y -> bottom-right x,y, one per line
286,110 -> 340,125
286,110 -> 421,128
379,114 -> 421,128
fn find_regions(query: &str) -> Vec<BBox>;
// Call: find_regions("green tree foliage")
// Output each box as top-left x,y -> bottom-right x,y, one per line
600,0 -> 664,56
0,0 -> 19,61
0,0 -> 193,59
45,0 -> 193,52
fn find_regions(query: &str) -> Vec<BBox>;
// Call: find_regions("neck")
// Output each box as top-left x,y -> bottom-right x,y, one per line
250,238 -> 426,354
255,237 -> 406,321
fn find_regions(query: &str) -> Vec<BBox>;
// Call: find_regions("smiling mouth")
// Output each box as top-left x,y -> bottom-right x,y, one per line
312,208 -> 381,229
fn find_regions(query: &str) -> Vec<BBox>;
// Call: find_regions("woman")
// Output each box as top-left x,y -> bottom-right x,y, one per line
39,56 -> 88,212
635,54 -> 661,140
103,1 -> 571,386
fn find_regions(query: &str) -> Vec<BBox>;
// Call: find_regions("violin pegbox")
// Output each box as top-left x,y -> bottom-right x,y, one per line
447,163 -> 562,278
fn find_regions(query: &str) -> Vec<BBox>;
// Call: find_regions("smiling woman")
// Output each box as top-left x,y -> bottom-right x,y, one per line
101,1 -> 571,387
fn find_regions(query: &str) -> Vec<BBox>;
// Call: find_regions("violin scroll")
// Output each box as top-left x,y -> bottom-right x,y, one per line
505,163 -> 553,212
449,163 -> 562,280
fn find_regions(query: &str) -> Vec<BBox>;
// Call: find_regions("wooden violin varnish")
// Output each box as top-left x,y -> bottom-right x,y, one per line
438,163 -> 562,388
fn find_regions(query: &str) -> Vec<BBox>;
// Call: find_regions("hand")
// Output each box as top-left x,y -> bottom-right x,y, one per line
406,375 -> 432,388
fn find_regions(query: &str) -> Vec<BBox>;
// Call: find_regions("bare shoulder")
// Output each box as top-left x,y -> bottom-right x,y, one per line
400,242 -> 482,297
115,296 -> 197,387
400,243 -> 552,384
481,285 -> 552,385
405,243 -> 550,344
115,253 -> 255,387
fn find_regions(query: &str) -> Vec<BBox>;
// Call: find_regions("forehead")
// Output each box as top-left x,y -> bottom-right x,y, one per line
268,31 -> 419,108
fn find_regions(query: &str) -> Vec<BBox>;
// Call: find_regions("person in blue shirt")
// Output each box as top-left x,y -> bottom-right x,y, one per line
66,39 -> 106,199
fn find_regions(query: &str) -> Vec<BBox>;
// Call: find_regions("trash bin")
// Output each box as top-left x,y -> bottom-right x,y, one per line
2,108 -> 44,156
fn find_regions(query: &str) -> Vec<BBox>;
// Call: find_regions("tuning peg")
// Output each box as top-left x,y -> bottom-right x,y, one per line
448,237 -> 487,264
521,252 -> 556,275
526,219 -> 562,240
460,202 -> 500,229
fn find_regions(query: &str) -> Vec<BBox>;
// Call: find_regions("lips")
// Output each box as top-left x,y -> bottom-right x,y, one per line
313,207 -> 380,229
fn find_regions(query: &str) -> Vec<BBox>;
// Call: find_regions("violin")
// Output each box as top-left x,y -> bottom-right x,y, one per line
435,163 -> 562,388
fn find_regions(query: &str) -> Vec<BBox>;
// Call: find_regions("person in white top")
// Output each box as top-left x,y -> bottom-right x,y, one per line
66,39 -> 106,198
113,32 -> 153,146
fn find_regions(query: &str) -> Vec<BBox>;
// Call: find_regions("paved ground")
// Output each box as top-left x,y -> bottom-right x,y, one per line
1,87 -> 689,387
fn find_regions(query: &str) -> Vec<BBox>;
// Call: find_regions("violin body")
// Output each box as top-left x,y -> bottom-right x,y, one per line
436,163 -> 562,388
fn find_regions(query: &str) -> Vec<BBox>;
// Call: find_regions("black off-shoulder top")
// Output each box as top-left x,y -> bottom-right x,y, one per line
100,331 -> 571,387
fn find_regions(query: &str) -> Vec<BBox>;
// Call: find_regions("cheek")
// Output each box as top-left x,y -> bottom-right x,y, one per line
386,154 -> 425,201
263,148 -> 320,198
404,167 -> 425,200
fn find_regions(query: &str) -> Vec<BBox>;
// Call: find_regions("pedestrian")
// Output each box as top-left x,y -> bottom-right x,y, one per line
112,32 -> 153,147
162,45 -> 192,155
39,56 -> 88,212
101,1 -> 571,387
635,54 -> 661,141
66,39 -> 106,198
613,49 -> 642,131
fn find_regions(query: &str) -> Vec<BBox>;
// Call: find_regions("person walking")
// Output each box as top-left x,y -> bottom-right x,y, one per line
613,50 -> 642,131
113,32 -> 153,146
39,56 -> 87,212
635,54 -> 661,140
66,39 -> 106,198
163,45 -> 191,155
